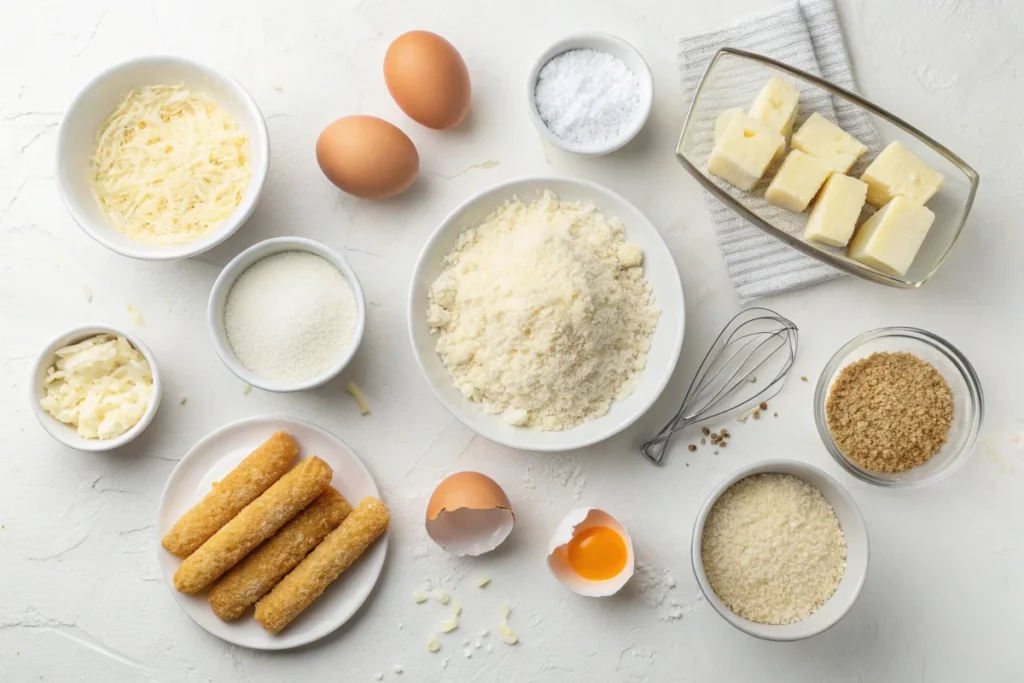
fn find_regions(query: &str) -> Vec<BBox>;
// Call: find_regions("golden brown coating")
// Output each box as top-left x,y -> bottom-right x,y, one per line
173,456 -> 333,594
208,487 -> 352,620
162,431 -> 298,558
254,496 -> 389,634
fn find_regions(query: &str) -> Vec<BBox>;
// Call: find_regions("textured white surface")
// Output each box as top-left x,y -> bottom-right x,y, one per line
2,1 -> 1023,681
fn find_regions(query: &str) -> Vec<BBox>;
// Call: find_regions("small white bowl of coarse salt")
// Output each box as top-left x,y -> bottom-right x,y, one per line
692,459 -> 869,641
208,237 -> 366,392
527,33 -> 654,156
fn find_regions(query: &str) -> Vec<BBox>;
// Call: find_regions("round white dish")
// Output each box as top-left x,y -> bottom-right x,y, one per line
407,176 -> 685,452
30,324 -> 162,452
691,459 -> 869,641
156,415 -> 388,650
207,236 -> 366,392
56,55 -> 270,261
526,33 -> 654,156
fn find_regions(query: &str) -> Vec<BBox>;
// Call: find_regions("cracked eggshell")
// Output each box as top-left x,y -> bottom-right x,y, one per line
425,472 -> 514,556
547,507 -> 634,597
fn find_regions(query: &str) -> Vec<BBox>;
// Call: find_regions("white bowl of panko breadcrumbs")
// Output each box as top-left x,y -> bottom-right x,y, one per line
692,459 -> 869,641
815,326 -> 984,488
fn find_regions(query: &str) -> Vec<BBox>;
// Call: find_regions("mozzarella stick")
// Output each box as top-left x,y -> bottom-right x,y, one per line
254,497 -> 389,634
208,487 -> 353,620
162,431 -> 298,558
173,456 -> 333,594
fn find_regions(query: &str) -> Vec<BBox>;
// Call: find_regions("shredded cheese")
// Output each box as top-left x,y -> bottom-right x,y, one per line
345,381 -> 371,414
40,334 -> 154,439
91,84 -> 251,245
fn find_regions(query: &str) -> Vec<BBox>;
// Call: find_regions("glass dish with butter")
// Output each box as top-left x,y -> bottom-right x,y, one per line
676,48 -> 979,289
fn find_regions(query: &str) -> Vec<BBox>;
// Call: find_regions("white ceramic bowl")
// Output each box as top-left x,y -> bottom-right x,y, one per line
208,237 -> 366,392
56,55 -> 270,261
408,176 -> 685,452
526,33 -> 654,156
692,459 -> 869,641
30,324 -> 163,451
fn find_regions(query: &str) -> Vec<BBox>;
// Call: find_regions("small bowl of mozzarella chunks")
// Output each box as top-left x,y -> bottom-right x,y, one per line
676,48 -> 979,288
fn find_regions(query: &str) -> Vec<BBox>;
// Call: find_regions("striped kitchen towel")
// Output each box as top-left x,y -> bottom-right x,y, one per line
678,0 -> 880,302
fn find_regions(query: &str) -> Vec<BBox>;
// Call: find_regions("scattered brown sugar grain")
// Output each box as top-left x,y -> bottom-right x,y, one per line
825,351 -> 954,473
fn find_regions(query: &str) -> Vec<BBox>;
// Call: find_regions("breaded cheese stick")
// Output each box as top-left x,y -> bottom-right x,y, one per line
254,496 -> 389,634
162,431 -> 298,558
173,456 -> 333,594
208,487 -> 353,620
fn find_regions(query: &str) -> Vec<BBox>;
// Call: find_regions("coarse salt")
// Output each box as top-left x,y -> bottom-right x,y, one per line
534,49 -> 640,147
224,251 -> 358,383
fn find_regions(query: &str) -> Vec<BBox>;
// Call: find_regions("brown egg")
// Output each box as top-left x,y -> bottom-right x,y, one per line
384,31 -> 471,130
425,472 -> 514,556
315,115 -> 419,199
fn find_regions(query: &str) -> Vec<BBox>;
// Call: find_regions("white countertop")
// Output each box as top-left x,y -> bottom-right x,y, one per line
2,1 -> 1022,681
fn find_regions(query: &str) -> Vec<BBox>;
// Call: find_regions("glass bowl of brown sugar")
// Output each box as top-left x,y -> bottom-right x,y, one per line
814,327 -> 983,488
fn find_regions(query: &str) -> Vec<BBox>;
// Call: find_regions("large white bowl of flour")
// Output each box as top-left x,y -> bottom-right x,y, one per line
408,176 -> 684,452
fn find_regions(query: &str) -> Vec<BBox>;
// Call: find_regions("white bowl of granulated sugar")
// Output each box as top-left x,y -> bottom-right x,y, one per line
527,33 -> 654,156
208,237 -> 365,392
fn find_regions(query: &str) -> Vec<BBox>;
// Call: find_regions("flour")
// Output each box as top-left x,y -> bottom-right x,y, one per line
427,191 -> 659,430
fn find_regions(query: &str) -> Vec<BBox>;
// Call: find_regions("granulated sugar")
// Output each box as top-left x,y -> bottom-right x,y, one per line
534,49 -> 640,147
225,251 -> 358,383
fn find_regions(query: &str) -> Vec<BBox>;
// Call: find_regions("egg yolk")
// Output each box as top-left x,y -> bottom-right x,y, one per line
566,526 -> 627,581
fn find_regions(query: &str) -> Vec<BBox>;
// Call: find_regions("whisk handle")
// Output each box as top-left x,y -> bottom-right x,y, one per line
640,416 -> 694,466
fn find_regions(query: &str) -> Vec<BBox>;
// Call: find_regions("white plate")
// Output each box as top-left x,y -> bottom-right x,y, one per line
408,176 -> 685,452
156,415 -> 388,650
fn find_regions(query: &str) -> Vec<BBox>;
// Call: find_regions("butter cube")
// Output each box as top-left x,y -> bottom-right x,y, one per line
708,114 -> 786,191
714,107 -> 745,145
715,107 -> 783,160
860,141 -> 944,208
766,150 -> 832,213
803,173 -> 868,247
792,113 -> 867,174
750,76 -> 800,137
848,196 -> 935,276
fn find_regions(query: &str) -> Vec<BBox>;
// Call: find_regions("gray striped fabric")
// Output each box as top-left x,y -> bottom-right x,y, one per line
678,0 -> 880,302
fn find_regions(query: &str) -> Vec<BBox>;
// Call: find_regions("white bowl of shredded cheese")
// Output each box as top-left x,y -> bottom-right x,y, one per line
408,176 -> 684,452
31,324 -> 162,452
56,55 -> 269,260
692,459 -> 869,641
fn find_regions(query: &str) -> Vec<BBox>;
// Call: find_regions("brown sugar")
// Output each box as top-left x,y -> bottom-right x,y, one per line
825,352 -> 953,473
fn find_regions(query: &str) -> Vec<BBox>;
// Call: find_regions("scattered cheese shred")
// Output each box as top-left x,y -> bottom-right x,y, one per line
433,590 -> 450,605
440,620 -> 458,633
242,384 -> 252,396
452,602 -> 462,616
346,381 -> 371,414
91,84 -> 251,246
499,601 -> 511,619
83,285 -> 93,302
475,577 -> 491,588
426,637 -> 441,653
40,334 -> 153,439
127,304 -> 144,327
412,592 -> 429,604
498,623 -> 518,645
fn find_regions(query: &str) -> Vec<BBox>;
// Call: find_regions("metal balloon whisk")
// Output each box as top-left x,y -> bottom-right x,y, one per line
641,307 -> 799,465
